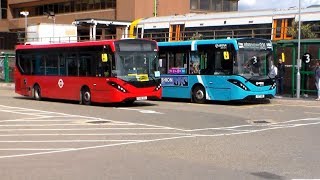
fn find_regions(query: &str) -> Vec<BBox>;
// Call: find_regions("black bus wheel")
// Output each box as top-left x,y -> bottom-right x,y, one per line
192,85 -> 206,104
81,88 -> 91,105
33,85 -> 41,101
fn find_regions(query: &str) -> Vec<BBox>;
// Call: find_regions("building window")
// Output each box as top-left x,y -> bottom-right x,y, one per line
1,0 -> 8,19
12,0 -> 116,18
190,0 -> 238,12
190,0 -> 198,10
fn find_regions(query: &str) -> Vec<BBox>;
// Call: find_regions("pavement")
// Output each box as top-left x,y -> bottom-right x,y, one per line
0,82 -> 319,102
0,82 -> 14,88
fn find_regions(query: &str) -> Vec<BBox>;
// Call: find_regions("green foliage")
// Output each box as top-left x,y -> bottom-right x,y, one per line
190,32 -> 203,40
287,21 -> 317,39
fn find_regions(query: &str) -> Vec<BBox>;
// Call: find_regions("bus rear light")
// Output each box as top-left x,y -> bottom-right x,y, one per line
228,79 -> 250,91
154,84 -> 162,91
107,81 -> 128,93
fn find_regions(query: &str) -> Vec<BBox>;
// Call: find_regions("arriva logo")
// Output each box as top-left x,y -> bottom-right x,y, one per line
256,82 -> 264,86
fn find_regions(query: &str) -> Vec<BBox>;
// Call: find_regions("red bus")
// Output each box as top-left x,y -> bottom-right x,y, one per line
15,39 -> 162,105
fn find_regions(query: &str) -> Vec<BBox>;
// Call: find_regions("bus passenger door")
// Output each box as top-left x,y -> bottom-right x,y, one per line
169,24 -> 185,42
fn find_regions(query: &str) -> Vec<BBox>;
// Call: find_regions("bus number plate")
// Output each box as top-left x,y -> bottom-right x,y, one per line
136,96 -> 147,101
255,95 -> 265,99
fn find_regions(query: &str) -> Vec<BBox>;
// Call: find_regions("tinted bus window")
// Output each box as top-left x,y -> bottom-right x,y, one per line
18,54 -> 32,75
66,53 -> 78,76
46,54 -> 59,76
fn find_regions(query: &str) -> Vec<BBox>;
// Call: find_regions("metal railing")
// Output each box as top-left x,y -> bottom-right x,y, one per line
12,26 -> 320,44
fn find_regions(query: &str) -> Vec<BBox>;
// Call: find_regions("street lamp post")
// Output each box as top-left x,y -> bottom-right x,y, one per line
20,11 -> 29,40
296,0 -> 302,98
45,11 -> 56,42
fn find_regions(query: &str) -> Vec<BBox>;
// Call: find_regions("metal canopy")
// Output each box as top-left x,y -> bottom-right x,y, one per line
72,19 -> 131,40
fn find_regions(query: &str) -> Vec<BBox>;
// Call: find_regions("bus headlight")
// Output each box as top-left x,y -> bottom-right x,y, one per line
154,84 -> 162,91
270,83 -> 277,90
228,79 -> 250,91
107,81 -> 128,93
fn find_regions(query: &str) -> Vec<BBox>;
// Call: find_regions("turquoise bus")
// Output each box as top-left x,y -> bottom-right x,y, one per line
158,38 -> 276,103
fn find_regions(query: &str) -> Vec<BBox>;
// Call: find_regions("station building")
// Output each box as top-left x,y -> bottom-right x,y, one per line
0,0 -> 239,49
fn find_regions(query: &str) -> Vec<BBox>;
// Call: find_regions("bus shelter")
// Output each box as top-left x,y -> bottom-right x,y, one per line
275,39 -> 320,97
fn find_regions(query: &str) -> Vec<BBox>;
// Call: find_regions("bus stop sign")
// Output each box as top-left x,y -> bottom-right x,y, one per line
302,53 -> 312,64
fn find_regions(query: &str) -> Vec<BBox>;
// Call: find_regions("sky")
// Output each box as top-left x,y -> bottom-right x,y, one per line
238,0 -> 320,10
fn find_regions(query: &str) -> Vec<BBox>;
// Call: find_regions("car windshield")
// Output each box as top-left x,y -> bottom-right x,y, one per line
234,49 -> 273,78
113,51 -> 160,82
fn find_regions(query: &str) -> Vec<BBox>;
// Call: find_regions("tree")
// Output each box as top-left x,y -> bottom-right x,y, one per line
190,32 -> 203,40
287,21 -> 317,39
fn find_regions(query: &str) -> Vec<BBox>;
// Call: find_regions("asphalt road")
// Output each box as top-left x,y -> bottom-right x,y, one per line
0,87 -> 319,180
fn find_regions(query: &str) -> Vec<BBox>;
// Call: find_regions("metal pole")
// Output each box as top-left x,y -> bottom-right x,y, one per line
25,15 -> 28,39
53,17 -> 55,42
296,0 -> 301,98
154,0 -> 157,17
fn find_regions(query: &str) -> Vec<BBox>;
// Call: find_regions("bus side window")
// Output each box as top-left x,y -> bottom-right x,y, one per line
159,53 -> 167,74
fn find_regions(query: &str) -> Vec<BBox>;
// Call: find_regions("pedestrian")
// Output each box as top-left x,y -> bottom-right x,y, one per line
277,58 -> 285,96
269,60 -> 278,79
314,61 -> 320,101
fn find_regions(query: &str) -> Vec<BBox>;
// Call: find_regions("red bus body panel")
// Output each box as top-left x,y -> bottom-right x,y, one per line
15,40 -> 162,103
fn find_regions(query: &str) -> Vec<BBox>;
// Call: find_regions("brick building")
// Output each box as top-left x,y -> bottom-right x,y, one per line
0,0 -> 239,49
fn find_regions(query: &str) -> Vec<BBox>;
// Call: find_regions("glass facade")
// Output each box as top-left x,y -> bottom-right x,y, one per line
12,0 -> 116,18
0,0 -> 7,19
190,0 -> 238,12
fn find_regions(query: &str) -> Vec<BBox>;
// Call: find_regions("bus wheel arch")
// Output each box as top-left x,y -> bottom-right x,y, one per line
80,86 -> 91,105
33,84 -> 42,101
191,84 -> 206,104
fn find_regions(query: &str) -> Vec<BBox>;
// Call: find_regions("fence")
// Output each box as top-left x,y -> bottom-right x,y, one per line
0,53 -> 15,83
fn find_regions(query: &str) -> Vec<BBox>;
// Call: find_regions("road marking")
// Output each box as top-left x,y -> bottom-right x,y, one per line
0,148 -> 74,151
0,135 -> 196,159
1,104 -> 320,160
0,133 -> 192,137
0,127 -> 174,131
116,107 -> 163,114
0,140 -> 143,143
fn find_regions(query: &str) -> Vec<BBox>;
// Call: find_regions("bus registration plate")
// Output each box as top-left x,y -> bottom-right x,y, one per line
255,95 -> 265,99
136,96 -> 147,101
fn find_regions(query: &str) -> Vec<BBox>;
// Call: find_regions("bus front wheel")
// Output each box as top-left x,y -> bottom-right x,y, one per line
81,88 -> 91,105
192,86 -> 206,104
33,85 -> 41,101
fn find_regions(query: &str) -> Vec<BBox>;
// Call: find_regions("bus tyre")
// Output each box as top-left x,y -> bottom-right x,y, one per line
33,85 -> 41,101
192,86 -> 206,104
81,88 -> 91,105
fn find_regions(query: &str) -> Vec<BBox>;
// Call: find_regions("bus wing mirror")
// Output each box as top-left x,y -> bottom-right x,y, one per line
224,51 -> 230,60
101,53 -> 108,62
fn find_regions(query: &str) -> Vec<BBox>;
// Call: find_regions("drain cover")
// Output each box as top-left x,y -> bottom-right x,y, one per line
252,120 -> 270,124
87,120 -> 110,124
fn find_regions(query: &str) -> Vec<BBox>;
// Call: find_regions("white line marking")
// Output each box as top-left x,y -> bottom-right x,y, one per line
0,148 -> 74,151
0,123 -> 140,127
116,107 -> 163,114
0,128 -> 174,131
0,140 -> 143,143
0,135 -> 195,159
0,133 -> 191,137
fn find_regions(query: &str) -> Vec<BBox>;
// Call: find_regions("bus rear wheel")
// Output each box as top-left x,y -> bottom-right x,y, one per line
81,88 -> 91,105
33,85 -> 41,101
192,85 -> 206,104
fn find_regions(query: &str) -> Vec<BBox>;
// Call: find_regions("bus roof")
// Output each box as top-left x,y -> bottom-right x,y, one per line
158,39 -> 239,51
15,39 -> 157,51
16,40 -> 117,51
